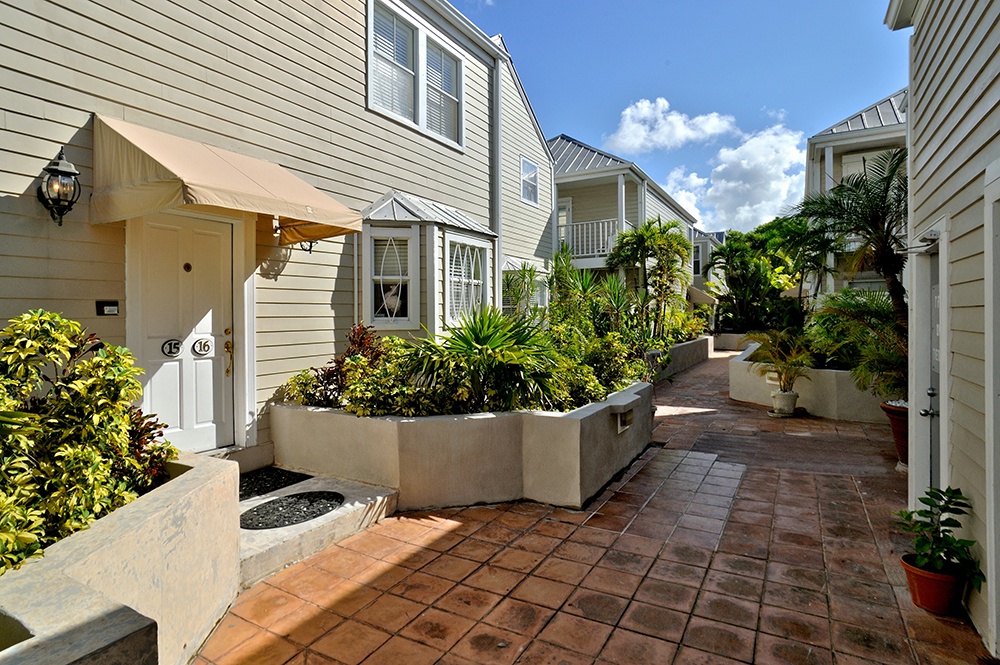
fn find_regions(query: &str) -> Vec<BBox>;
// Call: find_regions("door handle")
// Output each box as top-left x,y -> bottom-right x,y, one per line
224,340 -> 234,377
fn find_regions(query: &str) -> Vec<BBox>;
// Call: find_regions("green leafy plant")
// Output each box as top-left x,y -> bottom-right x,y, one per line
0,310 -> 177,574
896,486 -> 984,590
743,328 -> 812,393
408,307 -> 559,413
813,288 -> 906,401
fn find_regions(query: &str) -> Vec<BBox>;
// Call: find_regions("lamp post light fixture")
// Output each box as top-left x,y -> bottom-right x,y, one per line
37,147 -> 81,225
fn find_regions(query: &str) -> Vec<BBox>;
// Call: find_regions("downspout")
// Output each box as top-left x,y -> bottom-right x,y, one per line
353,233 -> 359,324
492,55 -> 504,308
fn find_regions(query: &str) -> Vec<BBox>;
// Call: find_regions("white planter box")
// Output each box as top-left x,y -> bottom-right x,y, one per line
0,453 -> 240,665
729,345 -> 885,422
273,382 -> 654,510
713,333 -> 752,351
647,336 -> 711,382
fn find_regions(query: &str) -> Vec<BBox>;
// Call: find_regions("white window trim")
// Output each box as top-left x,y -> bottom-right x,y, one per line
520,156 -> 539,206
364,224 -> 421,331
445,232 -> 492,325
367,0 -> 465,151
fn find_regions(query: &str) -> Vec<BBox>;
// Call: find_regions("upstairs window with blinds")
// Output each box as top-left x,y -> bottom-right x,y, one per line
369,2 -> 464,148
372,6 -> 415,122
426,42 -> 459,142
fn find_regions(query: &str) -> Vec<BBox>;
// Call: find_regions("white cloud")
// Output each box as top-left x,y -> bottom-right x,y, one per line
664,167 -> 708,223
663,125 -> 805,232
762,107 -> 788,122
604,98 -> 738,154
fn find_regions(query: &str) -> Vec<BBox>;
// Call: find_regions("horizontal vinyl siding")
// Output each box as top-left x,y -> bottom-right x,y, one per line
498,60 -> 553,264
908,0 -> 999,633
0,0 -> 496,448
646,190 -> 688,224
560,181 -> 618,223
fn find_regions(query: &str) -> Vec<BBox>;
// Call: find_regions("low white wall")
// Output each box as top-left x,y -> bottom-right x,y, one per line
273,383 -> 654,510
714,333 -> 752,351
0,453 -> 240,665
648,336 -> 711,382
729,345 -> 885,422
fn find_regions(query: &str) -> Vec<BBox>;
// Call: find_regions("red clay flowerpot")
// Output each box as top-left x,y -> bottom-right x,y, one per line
900,554 -> 966,614
880,402 -> 909,465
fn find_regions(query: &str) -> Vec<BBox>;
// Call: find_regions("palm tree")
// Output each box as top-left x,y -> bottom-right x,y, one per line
793,148 -> 908,337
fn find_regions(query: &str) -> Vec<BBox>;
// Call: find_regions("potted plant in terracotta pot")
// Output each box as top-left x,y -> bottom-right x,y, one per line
743,328 -> 811,417
896,486 -> 984,615
812,288 -> 908,465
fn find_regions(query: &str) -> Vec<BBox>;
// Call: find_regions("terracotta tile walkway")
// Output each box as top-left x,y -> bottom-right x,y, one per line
197,351 -> 989,664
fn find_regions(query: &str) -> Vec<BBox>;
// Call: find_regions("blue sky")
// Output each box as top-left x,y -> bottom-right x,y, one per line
458,0 -> 911,232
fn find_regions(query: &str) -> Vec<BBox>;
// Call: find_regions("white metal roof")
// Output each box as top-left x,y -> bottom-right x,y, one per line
362,190 -> 496,237
816,89 -> 908,137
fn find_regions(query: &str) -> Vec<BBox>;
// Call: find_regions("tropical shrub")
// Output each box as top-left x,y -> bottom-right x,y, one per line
0,310 -> 177,575
812,288 -> 907,401
285,323 -> 386,408
582,333 -> 648,393
408,307 -> 559,413
743,328 -> 812,393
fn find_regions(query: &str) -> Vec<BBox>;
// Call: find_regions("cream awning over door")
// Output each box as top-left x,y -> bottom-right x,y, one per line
91,115 -> 362,244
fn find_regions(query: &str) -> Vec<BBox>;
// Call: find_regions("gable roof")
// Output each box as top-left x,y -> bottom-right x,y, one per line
816,88 -> 908,136
491,35 -> 553,164
547,134 -> 630,176
362,190 -> 495,237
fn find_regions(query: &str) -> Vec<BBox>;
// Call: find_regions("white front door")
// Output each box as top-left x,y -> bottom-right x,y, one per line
135,213 -> 235,452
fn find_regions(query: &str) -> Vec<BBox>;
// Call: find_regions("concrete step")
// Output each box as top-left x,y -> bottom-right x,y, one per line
238,472 -> 397,588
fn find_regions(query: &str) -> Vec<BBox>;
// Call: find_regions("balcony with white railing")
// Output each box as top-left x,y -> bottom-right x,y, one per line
557,219 -> 634,260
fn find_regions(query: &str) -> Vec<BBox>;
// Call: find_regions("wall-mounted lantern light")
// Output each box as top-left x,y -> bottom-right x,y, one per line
36,147 -> 81,226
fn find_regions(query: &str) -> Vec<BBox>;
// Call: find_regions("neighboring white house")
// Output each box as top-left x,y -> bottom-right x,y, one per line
887,0 -> 999,653
692,229 -> 725,292
0,0 -> 553,467
805,89 -> 908,294
546,134 -> 698,273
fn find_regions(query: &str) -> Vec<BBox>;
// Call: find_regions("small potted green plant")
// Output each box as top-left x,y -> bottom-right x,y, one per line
742,328 -> 812,417
895,486 -> 984,614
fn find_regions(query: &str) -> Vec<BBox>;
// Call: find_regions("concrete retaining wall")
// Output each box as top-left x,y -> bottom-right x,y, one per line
648,336 -> 711,383
713,333 -> 752,351
0,453 -> 240,665
729,345 -> 885,422
274,382 -> 653,510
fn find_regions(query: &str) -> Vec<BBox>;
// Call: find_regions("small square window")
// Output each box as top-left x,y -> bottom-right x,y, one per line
521,157 -> 539,205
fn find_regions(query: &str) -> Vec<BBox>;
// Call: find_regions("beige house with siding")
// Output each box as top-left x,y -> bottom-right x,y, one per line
492,35 -> 556,288
886,0 -> 999,653
0,0 -> 553,467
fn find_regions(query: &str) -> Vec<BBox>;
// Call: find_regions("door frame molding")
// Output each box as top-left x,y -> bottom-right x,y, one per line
908,214 -> 950,504
125,209 -> 257,450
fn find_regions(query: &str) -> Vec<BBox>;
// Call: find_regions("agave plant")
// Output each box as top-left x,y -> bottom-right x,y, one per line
407,307 -> 559,413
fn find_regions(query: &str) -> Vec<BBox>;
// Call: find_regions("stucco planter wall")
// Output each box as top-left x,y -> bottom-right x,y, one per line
0,453 -> 240,665
647,336 -> 711,383
729,345 -> 885,422
273,382 -> 653,510
713,333 -> 752,351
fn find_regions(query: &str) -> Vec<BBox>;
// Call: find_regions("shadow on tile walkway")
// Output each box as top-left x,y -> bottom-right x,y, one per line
198,351 -> 989,664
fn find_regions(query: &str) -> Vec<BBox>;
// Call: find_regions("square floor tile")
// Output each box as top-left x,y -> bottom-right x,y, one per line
400,607 -> 476,650
620,601 -> 687,642
483,597 -> 554,636
434,584 -> 503,621
538,612 -> 615,657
